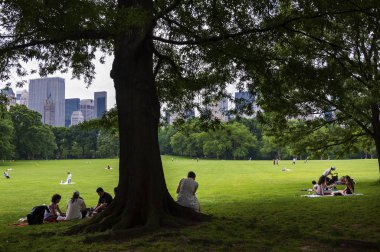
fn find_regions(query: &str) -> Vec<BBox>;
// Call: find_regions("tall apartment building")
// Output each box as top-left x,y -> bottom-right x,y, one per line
234,91 -> 258,116
94,91 -> 107,118
207,98 -> 229,122
28,77 -> 65,126
165,109 -> 195,125
65,98 -> 80,127
16,90 -> 29,106
1,87 -> 16,107
80,99 -> 95,121
71,110 -> 84,126
44,96 -> 55,125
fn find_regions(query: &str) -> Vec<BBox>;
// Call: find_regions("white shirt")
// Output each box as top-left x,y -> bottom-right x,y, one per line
177,178 -> 199,211
316,185 -> 324,195
313,184 -> 318,191
322,168 -> 332,176
65,198 -> 84,220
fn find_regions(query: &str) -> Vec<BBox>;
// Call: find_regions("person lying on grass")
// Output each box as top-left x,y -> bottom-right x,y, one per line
44,194 -> 65,222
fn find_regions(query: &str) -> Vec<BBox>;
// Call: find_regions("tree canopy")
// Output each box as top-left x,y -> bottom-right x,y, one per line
1,0 -> 379,237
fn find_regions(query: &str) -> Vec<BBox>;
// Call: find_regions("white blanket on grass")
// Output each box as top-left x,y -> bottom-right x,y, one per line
59,182 -> 76,185
303,193 -> 363,198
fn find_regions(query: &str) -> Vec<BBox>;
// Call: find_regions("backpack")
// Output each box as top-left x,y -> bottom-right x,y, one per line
27,205 -> 49,225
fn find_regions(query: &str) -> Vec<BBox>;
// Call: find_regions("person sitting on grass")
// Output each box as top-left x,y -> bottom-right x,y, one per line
316,176 -> 332,196
341,175 -> 355,195
311,180 -> 318,193
64,191 -> 86,221
44,194 -> 65,222
176,171 -> 200,212
91,187 -> 113,215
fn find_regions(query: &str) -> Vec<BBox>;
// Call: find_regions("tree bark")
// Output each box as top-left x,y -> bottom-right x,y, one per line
72,0 -> 208,236
371,105 -> 380,176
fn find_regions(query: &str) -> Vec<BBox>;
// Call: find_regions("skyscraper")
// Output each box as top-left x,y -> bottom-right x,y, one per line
1,87 -> 16,107
28,77 -> 65,126
65,98 -> 80,127
80,99 -> 95,121
17,90 -> 28,107
94,91 -> 107,118
207,98 -> 229,122
44,95 -> 55,125
234,91 -> 257,116
71,111 -> 84,126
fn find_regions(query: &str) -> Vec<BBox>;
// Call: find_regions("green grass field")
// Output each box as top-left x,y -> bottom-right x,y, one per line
0,157 -> 379,251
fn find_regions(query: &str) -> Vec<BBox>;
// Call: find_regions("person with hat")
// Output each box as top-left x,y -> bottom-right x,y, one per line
322,166 -> 337,185
322,166 -> 336,177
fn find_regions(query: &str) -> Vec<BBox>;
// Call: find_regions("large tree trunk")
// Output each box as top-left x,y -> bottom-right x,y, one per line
72,0 -> 208,237
371,105 -> 380,175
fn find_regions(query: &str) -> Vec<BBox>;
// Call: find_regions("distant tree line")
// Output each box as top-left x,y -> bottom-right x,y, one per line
0,103 -> 376,161
0,104 -> 119,160
159,118 -> 377,160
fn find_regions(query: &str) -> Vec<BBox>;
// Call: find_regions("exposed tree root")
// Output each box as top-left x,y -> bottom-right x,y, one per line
69,204 -> 211,242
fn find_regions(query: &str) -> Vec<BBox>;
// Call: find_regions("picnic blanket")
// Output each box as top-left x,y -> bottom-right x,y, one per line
303,193 -> 363,198
59,181 -> 76,185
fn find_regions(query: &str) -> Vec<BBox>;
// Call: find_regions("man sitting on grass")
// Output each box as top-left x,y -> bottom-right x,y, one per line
92,187 -> 113,215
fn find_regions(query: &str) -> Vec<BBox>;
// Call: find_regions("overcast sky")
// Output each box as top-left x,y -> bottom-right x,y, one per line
7,55 -> 116,110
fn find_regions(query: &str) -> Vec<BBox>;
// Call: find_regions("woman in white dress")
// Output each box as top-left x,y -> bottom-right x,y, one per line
176,171 -> 200,212
64,191 -> 86,220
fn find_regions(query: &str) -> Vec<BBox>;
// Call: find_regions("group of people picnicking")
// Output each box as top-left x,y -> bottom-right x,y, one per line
310,166 -> 355,196
42,187 -> 113,223
23,170 -> 200,225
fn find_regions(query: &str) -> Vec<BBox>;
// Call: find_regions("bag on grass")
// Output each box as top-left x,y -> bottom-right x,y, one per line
27,205 -> 49,225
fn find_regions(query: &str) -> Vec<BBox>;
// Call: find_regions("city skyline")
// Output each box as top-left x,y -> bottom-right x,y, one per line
2,77 -> 109,127
5,55 -> 115,110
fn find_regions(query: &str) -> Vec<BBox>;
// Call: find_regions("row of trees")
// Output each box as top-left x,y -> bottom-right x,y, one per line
159,118 -> 377,160
0,103 -> 119,160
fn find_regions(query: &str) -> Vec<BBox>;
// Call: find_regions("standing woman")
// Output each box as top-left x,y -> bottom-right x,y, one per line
65,191 -> 86,220
44,194 -> 64,222
176,171 -> 200,212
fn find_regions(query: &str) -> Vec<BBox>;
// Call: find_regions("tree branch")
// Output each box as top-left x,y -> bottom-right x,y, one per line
309,132 -> 367,152
153,57 -> 163,78
153,9 -> 364,46
152,26 -> 273,45
0,30 -> 112,54
152,47 -> 183,78
154,0 -> 182,22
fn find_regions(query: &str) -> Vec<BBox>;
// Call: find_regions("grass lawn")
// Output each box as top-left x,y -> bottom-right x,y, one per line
0,157 -> 379,251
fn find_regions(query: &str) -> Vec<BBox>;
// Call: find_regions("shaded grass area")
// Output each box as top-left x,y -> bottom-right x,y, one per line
0,157 -> 379,251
